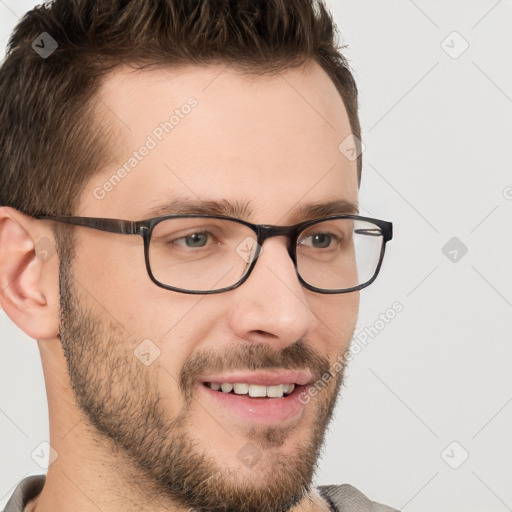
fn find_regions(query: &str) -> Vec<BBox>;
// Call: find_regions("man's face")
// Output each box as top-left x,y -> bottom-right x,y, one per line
60,62 -> 359,512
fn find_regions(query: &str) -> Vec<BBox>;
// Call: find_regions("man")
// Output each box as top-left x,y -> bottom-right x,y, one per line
0,1 -> 396,511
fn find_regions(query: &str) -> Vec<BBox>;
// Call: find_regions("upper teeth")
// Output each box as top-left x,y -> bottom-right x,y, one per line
209,382 -> 295,398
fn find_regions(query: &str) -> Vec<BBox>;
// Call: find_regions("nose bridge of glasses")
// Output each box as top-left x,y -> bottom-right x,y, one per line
256,224 -> 298,258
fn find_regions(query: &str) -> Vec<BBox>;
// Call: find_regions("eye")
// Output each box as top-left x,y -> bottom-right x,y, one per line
174,232 -> 211,248
300,232 -> 336,249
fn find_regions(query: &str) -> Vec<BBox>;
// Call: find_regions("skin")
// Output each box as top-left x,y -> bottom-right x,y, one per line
0,61 -> 359,512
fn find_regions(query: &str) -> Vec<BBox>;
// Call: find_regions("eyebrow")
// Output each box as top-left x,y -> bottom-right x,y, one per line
140,197 -> 359,222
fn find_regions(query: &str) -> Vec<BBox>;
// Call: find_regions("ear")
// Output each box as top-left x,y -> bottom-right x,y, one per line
0,207 -> 60,340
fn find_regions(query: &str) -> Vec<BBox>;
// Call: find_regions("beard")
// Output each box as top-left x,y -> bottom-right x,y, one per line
56,237 -> 348,512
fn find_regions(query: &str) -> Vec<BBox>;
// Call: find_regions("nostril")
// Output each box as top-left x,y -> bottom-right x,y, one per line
250,330 -> 278,338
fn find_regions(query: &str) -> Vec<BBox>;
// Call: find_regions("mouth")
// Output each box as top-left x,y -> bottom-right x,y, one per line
196,370 -> 313,425
204,381 -> 297,398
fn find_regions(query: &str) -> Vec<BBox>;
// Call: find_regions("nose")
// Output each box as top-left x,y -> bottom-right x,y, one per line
227,236 -> 318,349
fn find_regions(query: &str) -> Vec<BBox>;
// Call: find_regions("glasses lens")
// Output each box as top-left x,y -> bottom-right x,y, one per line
296,218 -> 384,291
148,217 -> 257,292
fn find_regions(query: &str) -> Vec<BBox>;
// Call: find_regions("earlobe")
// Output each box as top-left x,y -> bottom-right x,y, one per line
0,207 -> 60,340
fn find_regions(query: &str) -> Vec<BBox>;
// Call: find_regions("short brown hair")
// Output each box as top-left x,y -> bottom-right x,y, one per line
0,0 -> 361,217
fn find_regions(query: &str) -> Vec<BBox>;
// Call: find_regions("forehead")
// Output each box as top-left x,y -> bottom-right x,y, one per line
80,62 -> 358,223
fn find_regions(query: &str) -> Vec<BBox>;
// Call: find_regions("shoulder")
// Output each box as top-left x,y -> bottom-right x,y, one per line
2,475 -> 45,512
318,484 -> 401,512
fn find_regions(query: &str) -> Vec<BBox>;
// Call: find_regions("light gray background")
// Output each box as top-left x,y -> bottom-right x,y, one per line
1,1 -> 511,511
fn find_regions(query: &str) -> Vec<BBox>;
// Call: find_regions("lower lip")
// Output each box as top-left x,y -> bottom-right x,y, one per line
197,383 -> 308,425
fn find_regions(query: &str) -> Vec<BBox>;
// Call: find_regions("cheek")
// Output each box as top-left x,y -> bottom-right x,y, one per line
75,236 -> 200,337
73,239 -> 223,392
309,291 -> 359,351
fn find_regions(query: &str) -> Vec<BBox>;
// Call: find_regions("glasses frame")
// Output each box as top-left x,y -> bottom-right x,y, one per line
35,213 -> 393,295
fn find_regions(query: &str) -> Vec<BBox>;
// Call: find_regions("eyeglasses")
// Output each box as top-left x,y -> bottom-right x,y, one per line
35,213 -> 393,294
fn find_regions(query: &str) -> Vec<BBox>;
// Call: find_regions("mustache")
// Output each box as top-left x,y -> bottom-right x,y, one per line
179,340 -> 331,396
